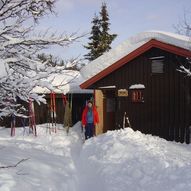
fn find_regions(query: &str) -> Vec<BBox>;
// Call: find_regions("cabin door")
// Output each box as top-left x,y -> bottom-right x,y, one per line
103,90 -> 116,132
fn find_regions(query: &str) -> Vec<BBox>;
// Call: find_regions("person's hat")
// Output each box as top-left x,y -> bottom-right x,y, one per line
87,100 -> 93,104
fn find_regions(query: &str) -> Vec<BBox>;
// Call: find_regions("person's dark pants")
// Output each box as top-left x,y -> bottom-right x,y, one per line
85,123 -> 95,140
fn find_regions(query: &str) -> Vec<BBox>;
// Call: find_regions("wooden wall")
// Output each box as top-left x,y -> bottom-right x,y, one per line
34,93 -> 92,125
91,47 -> 191,143
0,93 -> 92,128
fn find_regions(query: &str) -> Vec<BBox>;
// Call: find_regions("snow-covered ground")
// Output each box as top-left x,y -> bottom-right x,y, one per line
0,123 -> 82,191
0,123 -> 191,191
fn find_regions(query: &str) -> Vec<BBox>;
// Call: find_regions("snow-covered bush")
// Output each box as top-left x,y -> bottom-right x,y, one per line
0,0 -> 80,117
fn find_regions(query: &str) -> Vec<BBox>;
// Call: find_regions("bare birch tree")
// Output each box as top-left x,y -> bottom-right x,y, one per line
174,9 -> 191,77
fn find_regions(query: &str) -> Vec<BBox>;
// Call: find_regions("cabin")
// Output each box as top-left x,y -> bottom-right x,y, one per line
80,31 -> 191,144
33,93 -> 92,126
1,71 -> 92,128
33,70 -> 92,125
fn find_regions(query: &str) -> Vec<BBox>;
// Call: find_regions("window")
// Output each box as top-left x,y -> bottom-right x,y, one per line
106,98 -> 115,112
131,90 -> 144,103
150,56 -> 165,74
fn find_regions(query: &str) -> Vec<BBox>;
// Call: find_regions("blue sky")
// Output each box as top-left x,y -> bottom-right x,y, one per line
37,0 -> 191,59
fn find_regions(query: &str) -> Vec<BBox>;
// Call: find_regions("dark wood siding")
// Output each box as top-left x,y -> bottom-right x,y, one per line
90,47 -> 191,143
34,93 -> 92,125
1,94 -> 92,128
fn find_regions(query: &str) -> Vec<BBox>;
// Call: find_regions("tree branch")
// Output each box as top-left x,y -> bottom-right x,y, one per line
0,158 -> 30,169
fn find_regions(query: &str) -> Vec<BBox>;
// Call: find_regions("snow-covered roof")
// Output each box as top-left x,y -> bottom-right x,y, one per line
33,70 -> 93,94
80,31 -> 191,82
129,84 -> 145,89
98,85 -> 116,89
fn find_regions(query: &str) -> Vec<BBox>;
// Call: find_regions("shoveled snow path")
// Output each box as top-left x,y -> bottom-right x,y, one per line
68,125 -> 105,191
75,149 -> 105,191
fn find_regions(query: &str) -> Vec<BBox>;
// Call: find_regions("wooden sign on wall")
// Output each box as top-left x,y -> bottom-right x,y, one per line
118,89 -> 128,97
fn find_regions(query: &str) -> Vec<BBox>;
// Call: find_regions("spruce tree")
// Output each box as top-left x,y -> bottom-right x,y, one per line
84,14 -> 102,61
99,2 -> 117,53
84,3 -> 117,61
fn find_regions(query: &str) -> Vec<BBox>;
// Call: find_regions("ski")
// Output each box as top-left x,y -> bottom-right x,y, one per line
50,92 -> 57,133
62,94 -> 67,107
53,92 -> 57,133
47,104 -> 51,135
29,99 -> 37,136
123,112 -> 131,128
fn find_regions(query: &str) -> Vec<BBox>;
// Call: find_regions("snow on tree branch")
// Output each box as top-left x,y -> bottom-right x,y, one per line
177,60 -> 191,77
0,0 -> 82,118
0,0 -> 55,21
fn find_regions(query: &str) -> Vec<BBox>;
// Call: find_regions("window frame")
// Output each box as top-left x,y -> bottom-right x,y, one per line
150,56 -> 165,74
130,89 -> 144,103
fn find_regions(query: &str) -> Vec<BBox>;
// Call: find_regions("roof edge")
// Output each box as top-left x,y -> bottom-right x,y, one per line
80,39 -> 191,89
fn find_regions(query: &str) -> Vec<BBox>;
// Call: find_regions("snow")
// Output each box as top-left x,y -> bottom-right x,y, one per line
80,30 -> 191,82
1,123 -> 191,191
129,84 -> 145,89
149,56 -> 165,60
178,64 -> 191,77
98,85 -> 116,89
0,123 -> 82,191
33,70 -> 93,94
0,60 -> 8,78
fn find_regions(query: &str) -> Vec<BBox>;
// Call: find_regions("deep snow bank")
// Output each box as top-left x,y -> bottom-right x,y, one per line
80,128 -> 191,191
0,123 -> 83,191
